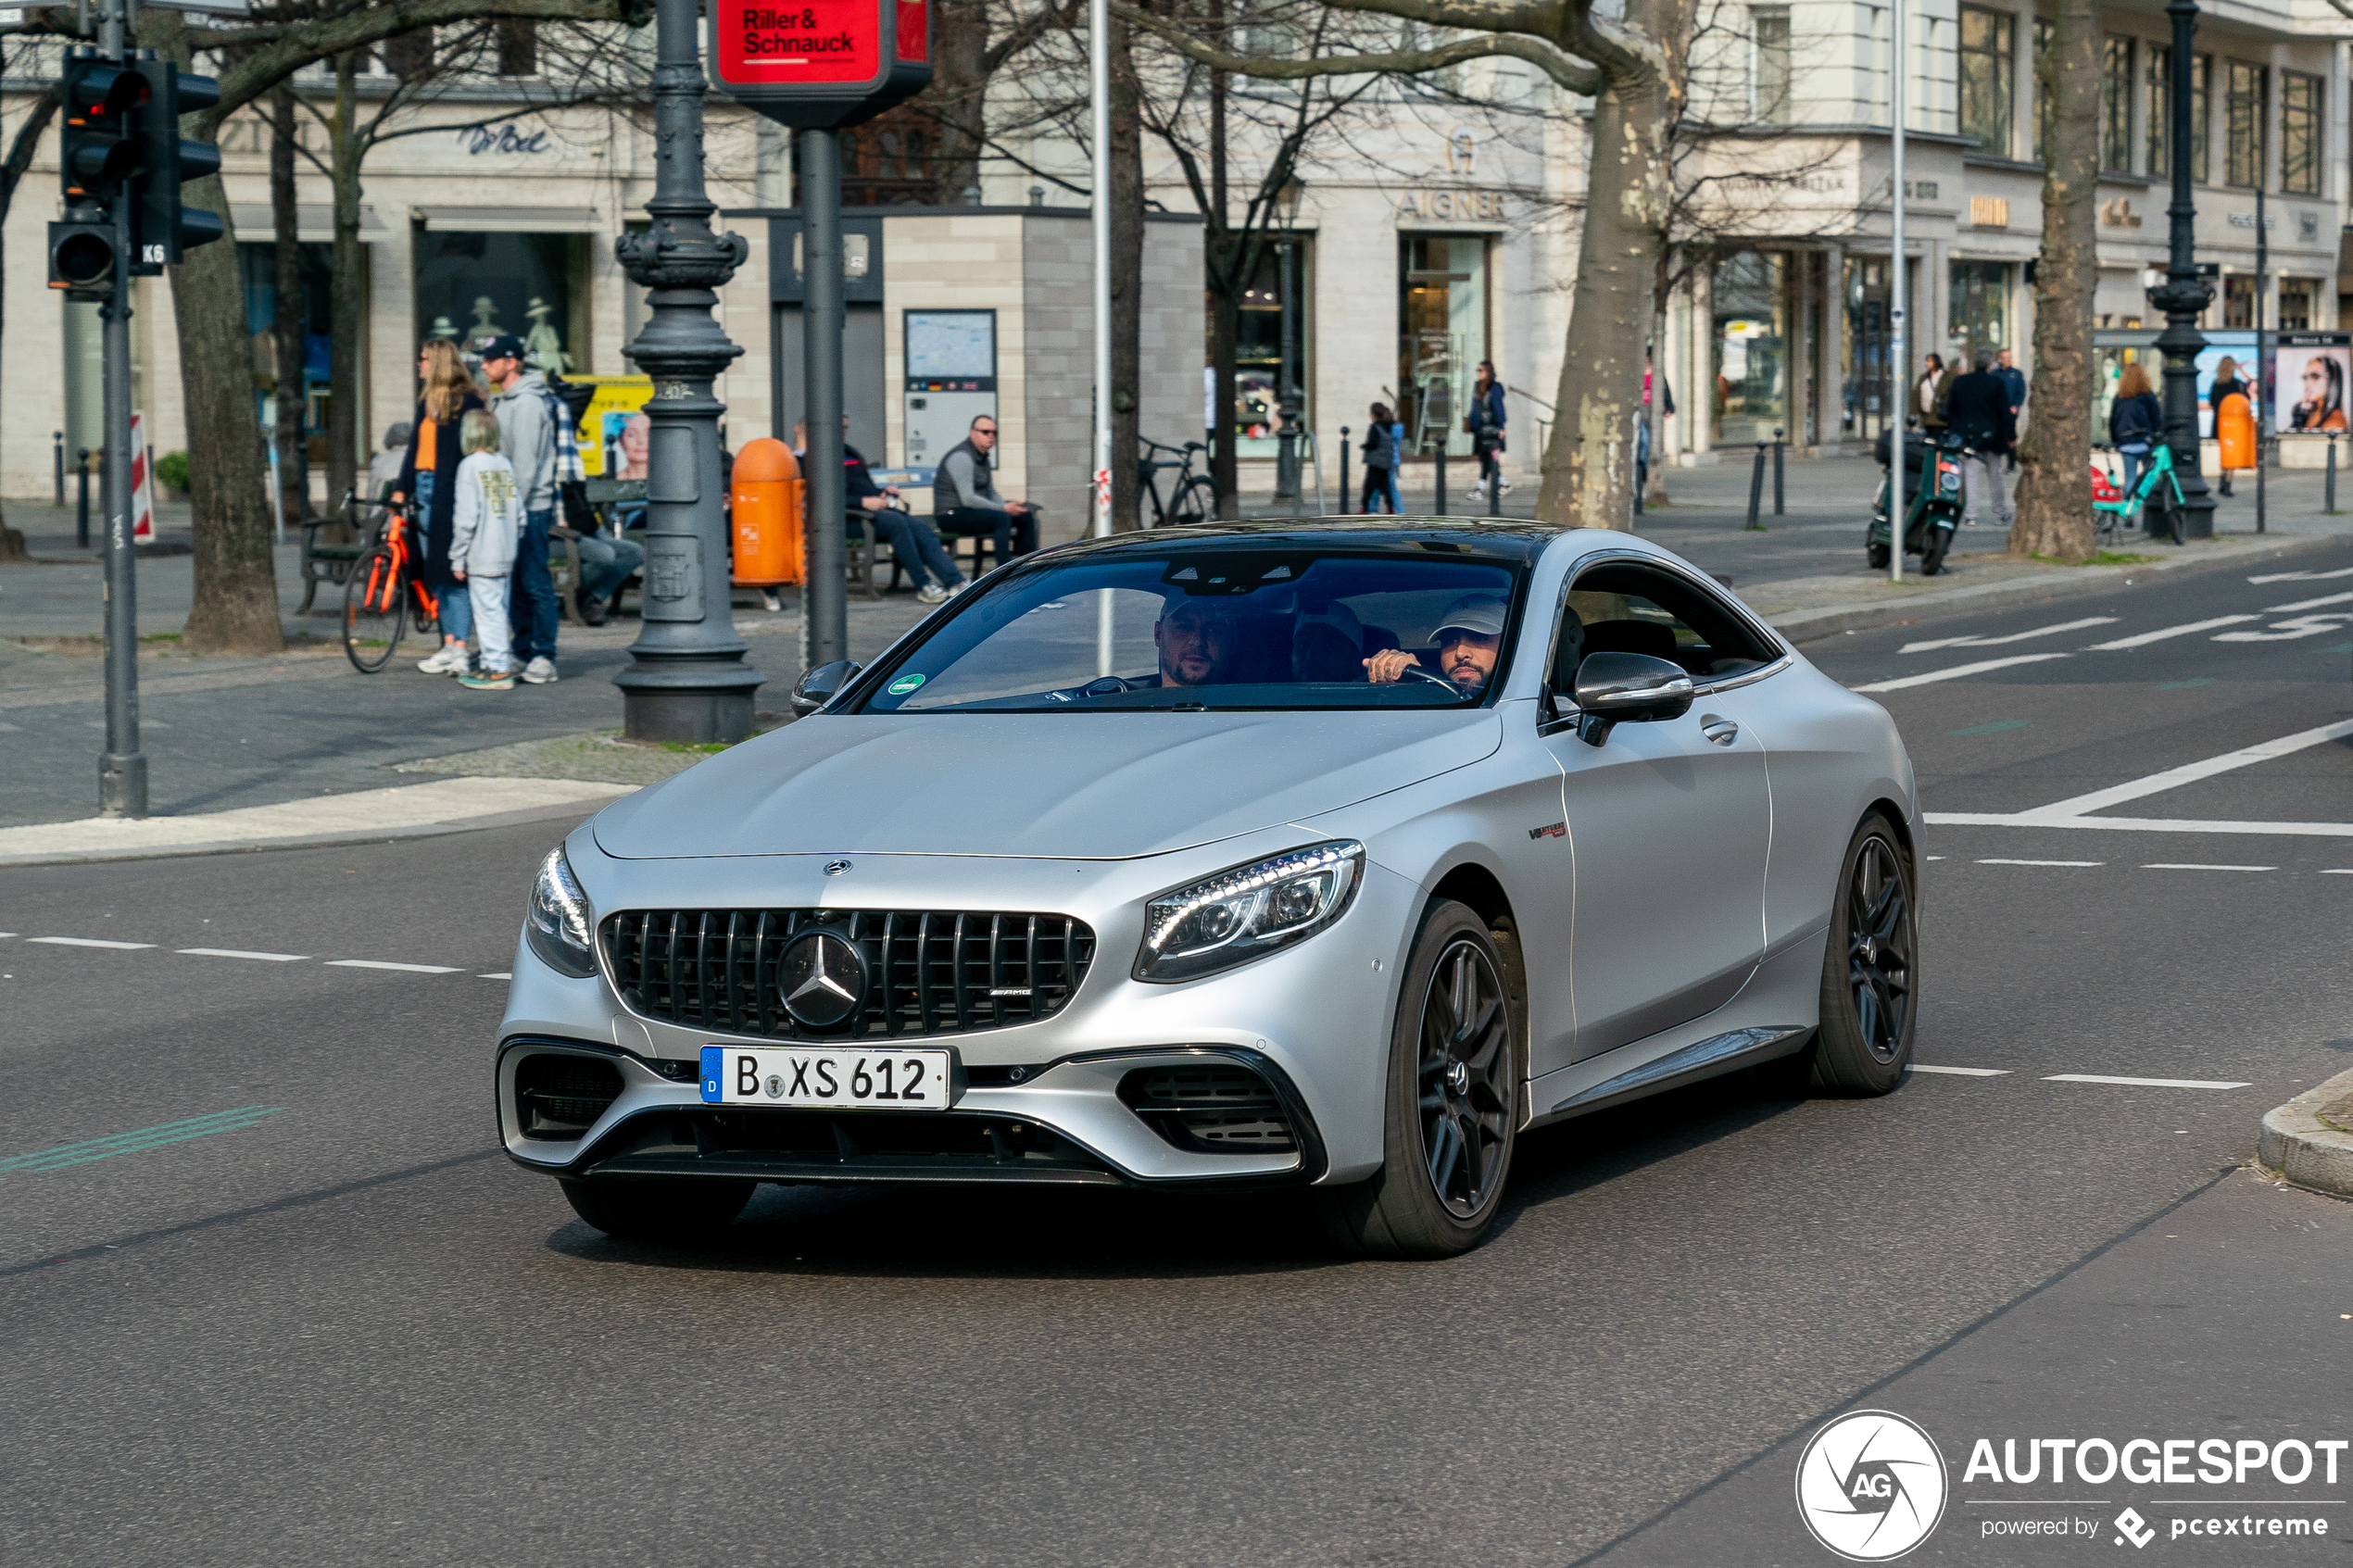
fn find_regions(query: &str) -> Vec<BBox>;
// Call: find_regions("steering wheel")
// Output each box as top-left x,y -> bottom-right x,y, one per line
1399,664 -> 1458,694
1079,675 -> 1139,697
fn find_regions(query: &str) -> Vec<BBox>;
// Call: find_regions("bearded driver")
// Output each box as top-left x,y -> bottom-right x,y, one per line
1152,597 -> 1237,686
1365,593 -> 1506,696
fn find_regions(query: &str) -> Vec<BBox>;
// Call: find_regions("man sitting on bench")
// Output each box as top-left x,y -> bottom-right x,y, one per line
931,414 -> 1040,565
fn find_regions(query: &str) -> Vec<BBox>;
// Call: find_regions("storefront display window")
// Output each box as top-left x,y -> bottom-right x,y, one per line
1228,237 -> 1312,460
1398,233 -> 1487,459
413,230 -> 589,372
1713,251 -> 1785,447
1948,261 -> 2012,360
240,241 -> 336,463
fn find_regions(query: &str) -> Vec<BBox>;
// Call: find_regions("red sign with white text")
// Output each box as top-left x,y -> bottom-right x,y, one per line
715,0 -> 887,90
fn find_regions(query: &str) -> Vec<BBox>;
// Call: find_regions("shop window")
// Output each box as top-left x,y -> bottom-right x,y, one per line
1398,233 -> 1485,459
2279,278 -> 2318,332
1948,261 -> 2012,363
1752,7 -> 1791,121
2225,60 -> 2265,188
2143,44 -> 2170,176
2222,275 -> 2258,330
412,231 -> 588,373
2101,38 -> 2133,172
1959,6 -> 2015,157
240,241 -> 337,464
1713,251 -> 1786,447
1216,236 -> 1315,459
837,106 -> 939,206
2280,72 -> 2322,196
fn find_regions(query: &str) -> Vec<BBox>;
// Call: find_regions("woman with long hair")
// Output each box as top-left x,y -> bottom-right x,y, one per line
392,340 -> 487,673
2108,361 -> 2164,495
2290,353 -> 2348,433
1916,354 -> 1947,431
2208,356 -> 2248,495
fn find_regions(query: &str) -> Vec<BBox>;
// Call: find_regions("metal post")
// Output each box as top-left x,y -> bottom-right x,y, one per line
76,450 -> 92,548
799,129 -> 847,668
2326,434 -> 2337,515
1488,457 -> 1501,517
53,431 -> 64,506
1772,426 -> 1786,514
97,0 -> 142,817
1433,441 -> 1447,515
1089,0 -> 1113,670
2149,0 -> 2216,542
610,0 -> 761,743
1275,238 -> 1301,511
1888,0 -> 1906,583
1745,441 -> 1768,529
2254,185 -> 2266,535
1340,425 -> 1351,513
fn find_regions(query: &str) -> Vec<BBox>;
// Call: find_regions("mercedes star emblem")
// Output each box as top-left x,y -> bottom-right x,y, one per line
824,859 -> 852,876
777,930 -> 866,1028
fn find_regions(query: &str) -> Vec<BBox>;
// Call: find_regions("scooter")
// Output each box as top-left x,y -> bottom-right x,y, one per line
1866,426 -> 1965,575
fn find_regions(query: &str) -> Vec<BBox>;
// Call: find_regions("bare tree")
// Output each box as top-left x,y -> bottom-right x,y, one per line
2007,0 -> 2098,561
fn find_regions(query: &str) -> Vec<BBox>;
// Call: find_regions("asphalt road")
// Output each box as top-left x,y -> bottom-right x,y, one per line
4,544 -> 2351,1566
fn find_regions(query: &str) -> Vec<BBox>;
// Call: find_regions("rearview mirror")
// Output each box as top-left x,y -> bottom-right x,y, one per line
789,659 -> 861,717
1570,651 -> 1693,746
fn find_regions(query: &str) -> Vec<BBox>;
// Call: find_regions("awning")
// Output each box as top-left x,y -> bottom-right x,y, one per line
230,203 -> 390,243
410,205 -> 604,232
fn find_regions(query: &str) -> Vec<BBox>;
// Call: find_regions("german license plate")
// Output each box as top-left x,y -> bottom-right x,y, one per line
698,1045 -> 952,1110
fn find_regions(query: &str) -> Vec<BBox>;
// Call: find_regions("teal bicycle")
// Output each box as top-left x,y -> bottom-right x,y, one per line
2093,440 -> 2187,546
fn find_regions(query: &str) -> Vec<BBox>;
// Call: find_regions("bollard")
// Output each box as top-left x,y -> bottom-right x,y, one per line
53,431 -> 64,507
1745,440 -> 1768,530
1772,427 -> 1786,515
1434,443 -> 1448,516
76,449 -> 92,548
1340,426 -> 1351,514
1489,459 -> 1501,517
2328,434 -> 2338,517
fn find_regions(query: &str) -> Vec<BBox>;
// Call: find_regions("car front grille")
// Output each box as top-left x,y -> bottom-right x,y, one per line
515,1052 -> 623,1139
1119,1062 -> 1299,1154
602,908 -> 1097,1040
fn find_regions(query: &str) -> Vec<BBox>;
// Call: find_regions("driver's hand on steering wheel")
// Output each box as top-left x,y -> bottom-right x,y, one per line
1363,648 -> 1422,684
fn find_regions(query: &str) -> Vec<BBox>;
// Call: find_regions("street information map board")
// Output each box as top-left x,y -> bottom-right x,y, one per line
709,0 -> 928,128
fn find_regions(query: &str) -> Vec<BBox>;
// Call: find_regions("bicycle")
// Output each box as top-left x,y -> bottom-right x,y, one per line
342,495 -> 441,673
1139,437 -> 1215,527
2093,439 -> 2187,546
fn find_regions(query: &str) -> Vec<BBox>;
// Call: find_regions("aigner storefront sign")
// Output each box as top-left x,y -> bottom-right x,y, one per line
1397,188 -> 1507,222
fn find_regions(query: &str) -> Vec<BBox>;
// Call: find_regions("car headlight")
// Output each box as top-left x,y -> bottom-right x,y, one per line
526,847 -> 597,978
1134,840 -> 1364,983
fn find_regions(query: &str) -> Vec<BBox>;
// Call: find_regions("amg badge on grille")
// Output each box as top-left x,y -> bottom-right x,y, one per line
778,930 -> 866,1026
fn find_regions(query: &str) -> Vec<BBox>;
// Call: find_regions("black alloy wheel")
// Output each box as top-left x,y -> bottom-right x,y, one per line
1811,814 -> 1917,1094
1318,900 -> 1518,1258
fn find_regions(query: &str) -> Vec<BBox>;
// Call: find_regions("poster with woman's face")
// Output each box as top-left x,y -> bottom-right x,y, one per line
599,411 -> 652,479
2275,343 -> 2352,433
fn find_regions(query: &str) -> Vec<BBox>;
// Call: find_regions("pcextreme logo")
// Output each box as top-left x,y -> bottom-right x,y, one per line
1795,1411 -> 1950,1562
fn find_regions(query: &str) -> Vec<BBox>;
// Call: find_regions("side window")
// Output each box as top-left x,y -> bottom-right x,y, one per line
1557,562 -> 1780,685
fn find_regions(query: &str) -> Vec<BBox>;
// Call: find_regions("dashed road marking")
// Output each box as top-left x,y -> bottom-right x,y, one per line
2086,615 -> 2259,649
29,936 -> 154,950
177,947 -> 309,962
1978,858 -> 2102,867
326,959 -> 462,974
1908,1065 -> 2012,1076
2141,862 -> 2275,872
479,972 -> 510,980
2264,589 -> 2353,613
0,1107 -> 284,1175
1900,617 -> 2117,656
2248,565 -> 2353,584
1853,653 -> 2071,693
2044,1073 -> 2253,1090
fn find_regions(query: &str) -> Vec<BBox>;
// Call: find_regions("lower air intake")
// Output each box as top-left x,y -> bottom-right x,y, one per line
1119,1062 -> 1298,1154
516,1053 -> 623,1140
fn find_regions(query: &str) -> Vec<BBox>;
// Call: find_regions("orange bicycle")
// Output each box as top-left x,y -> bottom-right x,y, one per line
342,496 -> 441,672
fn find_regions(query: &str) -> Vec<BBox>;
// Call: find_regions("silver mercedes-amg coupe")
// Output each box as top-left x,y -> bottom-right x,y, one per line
498,520 -> 1919,1257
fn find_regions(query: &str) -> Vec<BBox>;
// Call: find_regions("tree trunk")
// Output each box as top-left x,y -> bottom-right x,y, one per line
1108,19 -> 1144,531
271,87 -> 309,524
1644,292 -> 1671,507
926,0 -> 988,203
0,182 -> 19,561
2007,0 -> 2099,562
326,55 -> 363,510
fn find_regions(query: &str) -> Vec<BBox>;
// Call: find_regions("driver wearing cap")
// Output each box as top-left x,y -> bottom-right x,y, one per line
1152,597 -> 1237,686
1365,593 -> 1506,695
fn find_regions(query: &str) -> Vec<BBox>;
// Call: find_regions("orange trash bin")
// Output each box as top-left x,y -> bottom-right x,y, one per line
2216,392 -> 2257,471
730,437 -> 803,586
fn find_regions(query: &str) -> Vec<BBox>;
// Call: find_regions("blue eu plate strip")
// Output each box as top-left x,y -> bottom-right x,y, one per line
699,1045 -> 723,1103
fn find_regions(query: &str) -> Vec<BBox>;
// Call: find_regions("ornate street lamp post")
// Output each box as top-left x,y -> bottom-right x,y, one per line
611,0 -> 761,742
2148,0 -> 2217,540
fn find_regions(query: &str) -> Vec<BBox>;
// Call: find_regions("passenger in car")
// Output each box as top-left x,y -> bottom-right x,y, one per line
1365,593 -> 1506,696
1151,598 -> 1239,686
1291,602 -> 1368,682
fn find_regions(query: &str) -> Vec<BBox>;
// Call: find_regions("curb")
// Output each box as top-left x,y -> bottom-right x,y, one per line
1761,531 -> 2350,643
2257,1066 -> 2353,1198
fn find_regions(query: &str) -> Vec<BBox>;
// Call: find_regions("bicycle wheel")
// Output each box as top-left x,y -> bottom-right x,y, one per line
1170,475 -> 1215,527
343,545 -> 409,673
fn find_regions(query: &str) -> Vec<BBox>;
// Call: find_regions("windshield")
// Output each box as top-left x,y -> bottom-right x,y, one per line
856,547 -> 1525,713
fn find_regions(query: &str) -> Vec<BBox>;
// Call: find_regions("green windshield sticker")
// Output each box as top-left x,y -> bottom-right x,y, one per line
887,673 -> 926,696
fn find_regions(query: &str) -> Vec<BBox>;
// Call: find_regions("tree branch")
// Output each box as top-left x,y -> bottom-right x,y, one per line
0,82 -> 61,226
1112,0 -> 1599,94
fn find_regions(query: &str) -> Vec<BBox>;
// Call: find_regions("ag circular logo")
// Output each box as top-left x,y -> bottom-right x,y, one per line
1794,1410 -> 1947,1562
777,930 -> 866,1028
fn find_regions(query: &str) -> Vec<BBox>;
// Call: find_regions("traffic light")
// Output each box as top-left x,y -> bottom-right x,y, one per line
57,51 -> 148,201
131,59 -> 223,271
48,216 -> 119,296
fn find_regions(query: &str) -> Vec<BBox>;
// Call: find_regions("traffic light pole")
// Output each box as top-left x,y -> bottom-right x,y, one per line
98,0 -> 145,817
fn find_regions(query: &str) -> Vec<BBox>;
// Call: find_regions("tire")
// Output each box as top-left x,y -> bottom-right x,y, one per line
1318,900 -> 1518,1259
559,1176 -> 756,1240
1171,475 -> 1215,527
342,546 -> 407,673
1867,541 -> 1891,570
1919,524 -> 1953,576
1811,814 -> 1918,1095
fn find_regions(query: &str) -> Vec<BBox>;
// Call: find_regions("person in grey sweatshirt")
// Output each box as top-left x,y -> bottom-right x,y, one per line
930,414 -> 1039,563
481,333 -> 563,684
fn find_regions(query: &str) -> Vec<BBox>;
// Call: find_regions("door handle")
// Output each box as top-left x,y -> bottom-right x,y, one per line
1700,715 -> 1739,746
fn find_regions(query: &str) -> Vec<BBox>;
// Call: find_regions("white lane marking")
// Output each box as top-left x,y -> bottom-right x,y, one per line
2323,869 -> 2353,874
2213,612 -> 2353,643
2023,717 -> 2353,820
1977,858 -> 2103,867
1899,617 -> 2117,656
29,936 -> 155,950
177,947 -> 310,961
1924,855 -> 1947,860
2086,615 -> 2259,648
2248,565 -> 2353,584
1928,812 -> 2353,836
1852,653 -> 2071,693
2141,861 -> 2275,872
1908,1064 -> 2012,1076
2045,1073 -> 2253,1090
326,959 -> 462,973
2265,589 -> 2353,613
479,972 -> 511,980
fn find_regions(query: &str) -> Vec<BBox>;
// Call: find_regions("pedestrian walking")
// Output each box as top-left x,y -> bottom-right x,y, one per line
391,341 -> 485,675
932,414 -> 1040,564
447,409 -> 524,690
1465,360 -> 1508,501
1915,354 -> 1949,432
2208,357 -> 2250,496
1995,348 -> 2026,473
1945,348 -> 2017,527
1359,403 -> 1403,514
480,333 -> 564,684
2109,362 -> 2164,495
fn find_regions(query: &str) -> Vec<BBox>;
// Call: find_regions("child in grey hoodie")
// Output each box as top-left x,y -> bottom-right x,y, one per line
449,409 -> 523,689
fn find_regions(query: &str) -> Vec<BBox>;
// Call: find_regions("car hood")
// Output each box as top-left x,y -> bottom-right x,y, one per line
591,709 -> 1504,860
